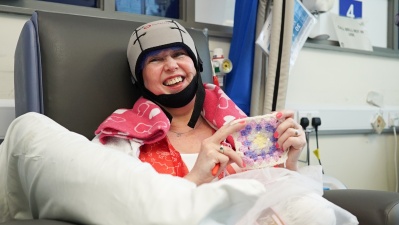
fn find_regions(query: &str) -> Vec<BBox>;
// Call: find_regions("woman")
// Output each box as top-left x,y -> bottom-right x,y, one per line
94,19 -> 307,186
0,19 -> 357,225
94,20 -> 358,224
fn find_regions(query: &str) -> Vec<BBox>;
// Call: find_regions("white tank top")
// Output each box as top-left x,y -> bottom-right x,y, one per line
180,153 -> 198,171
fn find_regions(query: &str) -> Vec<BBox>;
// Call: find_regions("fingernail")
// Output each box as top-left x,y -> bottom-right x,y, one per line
274,131 -> 279,138
275,142 -> 279,148
242,162 -> 246,167
239,120 -> 246,124
276,112 -> 283,119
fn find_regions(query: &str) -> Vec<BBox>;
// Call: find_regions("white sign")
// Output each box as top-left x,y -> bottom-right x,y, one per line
332,15 -> 373,51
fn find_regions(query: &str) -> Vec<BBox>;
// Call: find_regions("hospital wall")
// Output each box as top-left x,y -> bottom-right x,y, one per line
1,12 -> 399,192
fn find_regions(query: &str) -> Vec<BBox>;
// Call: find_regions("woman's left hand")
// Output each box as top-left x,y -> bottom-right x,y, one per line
274,110 -> 306,171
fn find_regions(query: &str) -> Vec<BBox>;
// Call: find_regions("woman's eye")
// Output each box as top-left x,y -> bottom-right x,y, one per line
173,52 -> 187,58
148,57 -> 162,62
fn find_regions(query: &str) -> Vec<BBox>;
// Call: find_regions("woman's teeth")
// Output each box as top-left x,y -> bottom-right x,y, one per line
164,76 -> 183,86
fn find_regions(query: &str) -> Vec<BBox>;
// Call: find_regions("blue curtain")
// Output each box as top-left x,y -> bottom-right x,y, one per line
224,0 -> 259,116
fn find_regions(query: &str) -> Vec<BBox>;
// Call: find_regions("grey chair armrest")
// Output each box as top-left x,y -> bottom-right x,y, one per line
323,189 -> 399,225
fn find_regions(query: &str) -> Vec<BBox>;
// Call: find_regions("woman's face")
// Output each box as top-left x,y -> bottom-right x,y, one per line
142,47 -> 196,95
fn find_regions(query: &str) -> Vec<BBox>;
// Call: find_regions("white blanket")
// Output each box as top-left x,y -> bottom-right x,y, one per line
0,112 -> 265,225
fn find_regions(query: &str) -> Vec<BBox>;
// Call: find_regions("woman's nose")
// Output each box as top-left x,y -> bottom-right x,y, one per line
164,56 -> 178,71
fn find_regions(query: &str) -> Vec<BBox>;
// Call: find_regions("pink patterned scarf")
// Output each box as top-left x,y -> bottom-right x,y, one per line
95,84 -> 247,146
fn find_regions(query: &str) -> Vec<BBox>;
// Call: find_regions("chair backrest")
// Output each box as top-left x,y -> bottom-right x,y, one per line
14,11 -> 213,140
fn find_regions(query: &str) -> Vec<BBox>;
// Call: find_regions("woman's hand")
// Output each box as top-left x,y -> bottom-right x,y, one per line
274,110 -> 306,171
184,120 -> 246,186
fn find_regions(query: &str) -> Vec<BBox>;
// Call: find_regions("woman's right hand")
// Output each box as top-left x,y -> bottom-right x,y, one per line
184,120 -> 246,186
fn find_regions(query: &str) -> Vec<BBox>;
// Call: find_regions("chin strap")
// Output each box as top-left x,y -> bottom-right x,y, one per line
187,75 -> 205,128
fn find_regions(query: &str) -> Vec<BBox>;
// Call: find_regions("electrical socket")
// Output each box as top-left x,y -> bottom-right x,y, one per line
297,110 -> 320,130
388,112 -> 399,127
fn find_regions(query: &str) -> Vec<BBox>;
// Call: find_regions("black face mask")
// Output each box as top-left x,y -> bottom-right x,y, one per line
141,74 -> 198,108
138,73 -> 205,128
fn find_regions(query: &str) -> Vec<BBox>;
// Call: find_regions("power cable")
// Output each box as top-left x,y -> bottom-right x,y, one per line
312,117 -> 324,174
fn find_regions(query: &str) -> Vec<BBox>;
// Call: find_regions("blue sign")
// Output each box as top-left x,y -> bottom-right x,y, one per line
339,0 -> 362,19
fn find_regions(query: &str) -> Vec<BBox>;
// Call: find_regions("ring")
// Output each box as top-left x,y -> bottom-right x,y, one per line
221,141 -> 232,148
219,145 -> 224,154
294,129 -> 299,137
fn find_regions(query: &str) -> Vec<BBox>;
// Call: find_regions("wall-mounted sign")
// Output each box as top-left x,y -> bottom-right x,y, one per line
332,14 -> 372,51
339,0 -> 362,18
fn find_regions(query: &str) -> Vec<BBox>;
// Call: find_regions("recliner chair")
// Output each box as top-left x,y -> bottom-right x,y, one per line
5,10 -> 399,225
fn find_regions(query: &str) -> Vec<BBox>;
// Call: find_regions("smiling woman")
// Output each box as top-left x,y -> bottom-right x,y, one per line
126,20 -> 204,122
141,48 -> 196,95
92,19 -> 309,186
